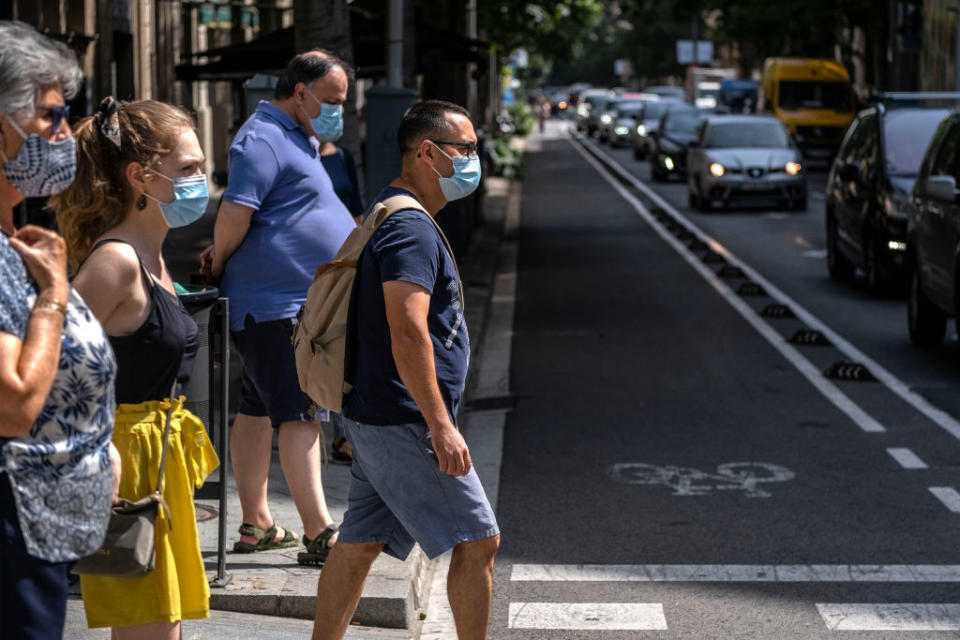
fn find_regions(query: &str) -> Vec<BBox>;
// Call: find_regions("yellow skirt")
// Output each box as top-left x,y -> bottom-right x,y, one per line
81,397 -> 220,628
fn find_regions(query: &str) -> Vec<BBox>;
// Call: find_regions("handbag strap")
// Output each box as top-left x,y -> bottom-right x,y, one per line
154,378 -> 178,496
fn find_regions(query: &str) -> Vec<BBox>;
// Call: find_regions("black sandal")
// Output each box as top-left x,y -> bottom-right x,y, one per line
232,522 -> 299,553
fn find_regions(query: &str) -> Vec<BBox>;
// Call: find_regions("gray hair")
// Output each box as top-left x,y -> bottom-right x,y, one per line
0,21 -> 81,121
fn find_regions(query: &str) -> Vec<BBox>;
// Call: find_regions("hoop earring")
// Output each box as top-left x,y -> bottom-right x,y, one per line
136,194 -> 147,210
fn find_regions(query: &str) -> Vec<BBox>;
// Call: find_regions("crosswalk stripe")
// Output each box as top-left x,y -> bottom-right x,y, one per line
886,447 -> 928,469
929,487 -> 960,513
508,603 -> 667,630
817,604 -> 960,631
511,564 -> 960,582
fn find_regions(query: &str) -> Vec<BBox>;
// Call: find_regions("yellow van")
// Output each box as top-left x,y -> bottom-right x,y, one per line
759,58 -> 855,158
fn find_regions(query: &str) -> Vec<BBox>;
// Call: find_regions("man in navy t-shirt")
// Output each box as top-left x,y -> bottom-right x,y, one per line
312,101 -> 499,640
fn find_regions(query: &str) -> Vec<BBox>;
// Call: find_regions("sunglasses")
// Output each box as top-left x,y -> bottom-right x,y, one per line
434,140 -> 479,155
36,104 -> 71,133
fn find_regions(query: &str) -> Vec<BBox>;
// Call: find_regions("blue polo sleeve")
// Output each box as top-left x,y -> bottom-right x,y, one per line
372,212 -> 439,293
223,135 -> 280,211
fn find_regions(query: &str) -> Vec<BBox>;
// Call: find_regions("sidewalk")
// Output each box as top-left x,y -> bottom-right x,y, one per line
63,173 -> 516,637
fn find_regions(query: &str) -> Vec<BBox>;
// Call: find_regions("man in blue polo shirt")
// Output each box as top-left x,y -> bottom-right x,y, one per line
206,51 -> 355,565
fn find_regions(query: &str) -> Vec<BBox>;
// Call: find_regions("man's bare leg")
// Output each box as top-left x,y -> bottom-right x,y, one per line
448,535 -> 500,640
231,413 -> 290,545
312,542 -> 384,640
277,420 -> 337,541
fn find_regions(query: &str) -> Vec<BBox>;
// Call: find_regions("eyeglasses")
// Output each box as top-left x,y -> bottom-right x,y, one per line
36,104 -> 71,133
433,140 -> 478,155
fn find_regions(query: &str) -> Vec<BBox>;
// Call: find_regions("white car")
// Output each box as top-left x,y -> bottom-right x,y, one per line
687,115 -> 807,211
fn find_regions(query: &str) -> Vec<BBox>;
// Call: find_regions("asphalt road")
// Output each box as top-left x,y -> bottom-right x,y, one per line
488,119 -> 960,638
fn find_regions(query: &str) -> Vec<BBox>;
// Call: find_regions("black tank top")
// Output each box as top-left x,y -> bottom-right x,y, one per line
87,239 -> 199,404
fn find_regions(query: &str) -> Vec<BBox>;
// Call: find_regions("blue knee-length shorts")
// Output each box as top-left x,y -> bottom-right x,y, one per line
337,417 -> 499,560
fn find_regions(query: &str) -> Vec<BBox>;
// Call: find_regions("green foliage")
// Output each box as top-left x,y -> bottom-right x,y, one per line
507,103 -> 535,137
480,1 -> 604,59
490,137 -> 523,179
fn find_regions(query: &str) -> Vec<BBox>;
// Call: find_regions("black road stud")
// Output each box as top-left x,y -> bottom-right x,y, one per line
717,265 -> 746,279
789,329 -> 833,347
737,282 -> 766,297
823,361 -> 877,382
760,303 -> 796,318
702,251 -> 727,264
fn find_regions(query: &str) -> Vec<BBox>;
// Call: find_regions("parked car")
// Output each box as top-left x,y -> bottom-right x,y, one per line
631,99 -> 683,160
759,57 -> 856,161
575,89 -> 613,134
905,109 -> 960,346
718,78 -> 760,113
687,115 -> 807,211
825,101 -> 949,293
651,106 -> 707,181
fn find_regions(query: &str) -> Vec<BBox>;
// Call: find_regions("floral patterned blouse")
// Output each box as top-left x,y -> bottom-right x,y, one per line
0,232 -> 116,562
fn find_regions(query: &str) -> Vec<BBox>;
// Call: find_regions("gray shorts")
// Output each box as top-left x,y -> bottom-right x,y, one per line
338,417 -> 499,560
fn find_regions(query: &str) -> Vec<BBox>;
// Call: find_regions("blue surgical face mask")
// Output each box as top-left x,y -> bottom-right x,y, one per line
302,92 -> 343,142
1,116 -> 77,197
430,142 -> 481,202
145,172 -> 209,228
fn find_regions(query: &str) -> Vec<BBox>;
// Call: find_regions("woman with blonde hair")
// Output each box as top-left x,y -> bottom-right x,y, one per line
50,97 -> 219,639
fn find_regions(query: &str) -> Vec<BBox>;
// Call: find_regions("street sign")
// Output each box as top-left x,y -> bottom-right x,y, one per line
676,40 -> 713,65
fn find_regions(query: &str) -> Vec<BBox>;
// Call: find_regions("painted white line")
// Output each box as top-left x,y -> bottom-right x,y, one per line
817,603 -> 960,631
887,447 -> 928,469
511,564 -> 960,582
802,249 -> 827,259
568,137 -> 885,434
508,602 -> 667,630
929,487 -> 960,513
579,135 -> 960,443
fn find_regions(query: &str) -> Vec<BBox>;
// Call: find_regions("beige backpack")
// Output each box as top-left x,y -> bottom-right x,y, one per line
293,194 -> 462,413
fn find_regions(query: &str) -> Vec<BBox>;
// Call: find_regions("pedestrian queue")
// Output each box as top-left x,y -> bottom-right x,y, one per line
51,96 -> 219,639
0,21 -> 119,640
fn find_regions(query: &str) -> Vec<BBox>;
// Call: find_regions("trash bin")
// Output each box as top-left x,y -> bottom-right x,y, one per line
177,284 -> 219,436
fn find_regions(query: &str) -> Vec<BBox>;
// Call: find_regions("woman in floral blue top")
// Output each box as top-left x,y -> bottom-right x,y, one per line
0,21 -> 118,639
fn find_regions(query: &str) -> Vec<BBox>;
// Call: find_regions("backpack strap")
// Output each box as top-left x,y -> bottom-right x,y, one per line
374,195 -> 465,313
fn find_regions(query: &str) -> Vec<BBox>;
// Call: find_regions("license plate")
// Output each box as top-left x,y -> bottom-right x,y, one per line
741,181 -> 770,191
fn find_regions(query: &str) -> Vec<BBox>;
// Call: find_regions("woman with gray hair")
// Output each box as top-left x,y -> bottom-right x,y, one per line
0,20 -> 118,639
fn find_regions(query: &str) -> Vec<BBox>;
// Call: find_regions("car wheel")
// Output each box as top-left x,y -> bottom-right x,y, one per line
695,179 -> 711,212
826,213 -> 854,280
651,165 -> 666,182
633,146 -> 643,161
864,232 -> 889,295
688,188 -> 697,209
793,197 -> 807,212
908,268 -> 946,347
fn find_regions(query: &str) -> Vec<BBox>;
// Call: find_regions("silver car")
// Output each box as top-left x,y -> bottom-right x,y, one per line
687,115 -> 807,211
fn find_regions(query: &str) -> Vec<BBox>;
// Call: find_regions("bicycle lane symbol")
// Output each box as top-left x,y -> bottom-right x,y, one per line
607,462 -> 795,498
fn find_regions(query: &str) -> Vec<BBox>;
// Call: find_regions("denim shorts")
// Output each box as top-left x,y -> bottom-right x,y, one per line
230,315 -> 320,427
338,417 -> 499,560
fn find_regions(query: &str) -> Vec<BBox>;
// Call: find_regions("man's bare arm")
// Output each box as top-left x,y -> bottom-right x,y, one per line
209,200 -> 256,278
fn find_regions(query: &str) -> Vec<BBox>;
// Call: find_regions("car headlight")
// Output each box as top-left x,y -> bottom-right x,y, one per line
600,114 -> 613,124
664,157 -> 675,171
614,126 -> 629,135
709,162 -> 725,177
636,124 -> 647,136
785,161 -> 802,175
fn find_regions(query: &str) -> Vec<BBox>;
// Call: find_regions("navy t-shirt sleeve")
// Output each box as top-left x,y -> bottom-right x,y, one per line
372,213 -> 439,293
223,135 -> 280,210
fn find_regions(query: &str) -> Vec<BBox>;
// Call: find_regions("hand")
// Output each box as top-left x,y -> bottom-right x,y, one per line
429,422 -> 472,477
108,442 -> 122,504
199,244 -> 221,281
8,226 -> 68,297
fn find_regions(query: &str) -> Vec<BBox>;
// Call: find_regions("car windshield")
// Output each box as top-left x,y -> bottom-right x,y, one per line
643,102 -> 671,120
884,109 -> 947,176
778,81 -> 852,112
617,105 -> 644,118
705,121 -> 790,148
665,112 -> 703,133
